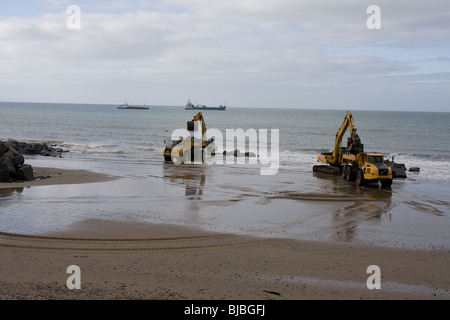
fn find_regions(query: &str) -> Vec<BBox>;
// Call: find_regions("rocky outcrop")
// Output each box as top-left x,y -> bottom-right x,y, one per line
0,142 -> 34,182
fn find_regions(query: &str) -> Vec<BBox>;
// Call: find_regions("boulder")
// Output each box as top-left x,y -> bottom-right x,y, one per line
0,157 -> 16,182
6,140 -> 68,157
0,157 -> 16,175
0,142 -> 35,182
16,164 -> 34,181
0,142 -> 8,157
0,170 -> 11,182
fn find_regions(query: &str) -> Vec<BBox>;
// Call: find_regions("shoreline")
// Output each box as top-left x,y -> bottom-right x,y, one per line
0,166 -> 119,189
0,162 -> 449,300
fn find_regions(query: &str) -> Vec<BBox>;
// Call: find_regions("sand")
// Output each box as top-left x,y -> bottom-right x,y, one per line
1,218 -> 449,300
0,166 -> 449,301
0,167 -> 118,189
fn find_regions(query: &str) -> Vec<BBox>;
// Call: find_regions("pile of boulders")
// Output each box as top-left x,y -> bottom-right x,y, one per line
7,140 -> 68,157
223,150 -> 257,157
0,141 -> 34,182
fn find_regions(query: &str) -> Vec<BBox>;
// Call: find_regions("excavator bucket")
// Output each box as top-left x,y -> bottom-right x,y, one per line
384,159 -> 408,178
187,121 -> 195,131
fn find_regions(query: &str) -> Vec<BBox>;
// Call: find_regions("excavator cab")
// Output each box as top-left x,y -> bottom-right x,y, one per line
368,155 -> 384,164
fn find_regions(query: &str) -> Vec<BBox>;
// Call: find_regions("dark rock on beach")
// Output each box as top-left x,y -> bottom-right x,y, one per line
0,141 -> 34,182
222,150 -> 258,158
0,139 -> 69,182
6,140 -> 68,157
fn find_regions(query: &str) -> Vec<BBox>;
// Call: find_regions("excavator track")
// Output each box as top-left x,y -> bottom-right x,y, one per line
0,231 -> 266,252
313,165 -> 340,175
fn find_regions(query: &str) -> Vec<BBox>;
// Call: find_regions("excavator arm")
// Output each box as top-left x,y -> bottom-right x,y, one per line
317,111 -> 363,166
333,111 -> 362,161
187,112 -> 211,148
191,112 -> 207,137
332,111 -> 353,163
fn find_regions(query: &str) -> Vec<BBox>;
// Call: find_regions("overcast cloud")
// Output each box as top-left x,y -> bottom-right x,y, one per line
0,0 -> 449,111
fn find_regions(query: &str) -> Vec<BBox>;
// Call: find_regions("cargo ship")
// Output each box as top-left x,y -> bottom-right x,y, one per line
117,101 -> 149,110
185,99 -> 226,111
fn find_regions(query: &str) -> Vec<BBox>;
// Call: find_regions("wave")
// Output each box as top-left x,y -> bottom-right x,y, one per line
57,140 -> 450,183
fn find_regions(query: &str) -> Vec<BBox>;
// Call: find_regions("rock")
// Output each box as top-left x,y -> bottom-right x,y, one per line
0,172 -> 10,183
0,157 -> 16,182
5,140 -> 68,158
0,169 -> 10,182
0,142 -> 35,182
12,154 -> 25,166
2,145 -> 25,166
0,143 -> 8,157
223,150 -> 258,158
1,145 -> 19,159
227,150 -> 257,157
17,164 -> 34,181
0,157 -> 16,175
409,167 -> 420,172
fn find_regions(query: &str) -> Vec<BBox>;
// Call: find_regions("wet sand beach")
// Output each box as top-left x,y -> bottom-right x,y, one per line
0,166 -> 119,189
1,158 -> 449,300
1,218 -> 449,300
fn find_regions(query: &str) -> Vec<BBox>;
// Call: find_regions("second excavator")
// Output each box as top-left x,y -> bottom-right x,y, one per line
313,111 -> 394,187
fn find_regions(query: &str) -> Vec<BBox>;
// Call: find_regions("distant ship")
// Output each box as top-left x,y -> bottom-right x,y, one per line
185,99 -> 226,111
117,101 -> 149,110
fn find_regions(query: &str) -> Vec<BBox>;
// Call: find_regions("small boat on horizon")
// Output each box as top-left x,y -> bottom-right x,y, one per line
185,99 -> 226,111
117,100 -> 149,110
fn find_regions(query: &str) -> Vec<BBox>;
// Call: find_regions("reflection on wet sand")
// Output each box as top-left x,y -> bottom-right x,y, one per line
162,163 -> 206,200
162,163 -> 209,225
0,187 -> 24,198
314,171 -> 393,241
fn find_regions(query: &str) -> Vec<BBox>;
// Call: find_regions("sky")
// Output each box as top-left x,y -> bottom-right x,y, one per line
0,0 -> 449,111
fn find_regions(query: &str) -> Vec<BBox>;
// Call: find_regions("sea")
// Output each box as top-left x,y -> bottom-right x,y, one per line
1,102 -> 449,180
1,102 -> 450,249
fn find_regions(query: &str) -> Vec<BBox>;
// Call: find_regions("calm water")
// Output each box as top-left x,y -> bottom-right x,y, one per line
1,102 -> 449,182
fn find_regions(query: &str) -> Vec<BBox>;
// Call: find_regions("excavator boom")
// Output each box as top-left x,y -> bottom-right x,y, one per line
187,112 -> 208,147
317,111 -> 363,166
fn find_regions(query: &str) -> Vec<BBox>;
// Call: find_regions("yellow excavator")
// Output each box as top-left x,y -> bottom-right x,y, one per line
163,112 -> 216,163
313,111 -> 393,187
